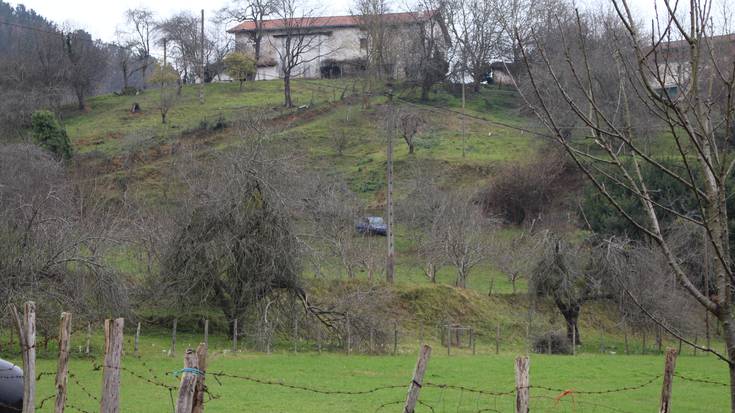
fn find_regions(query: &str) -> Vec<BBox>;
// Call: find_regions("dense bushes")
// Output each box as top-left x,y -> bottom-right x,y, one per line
31,110 -> 72,159
532,331 -> 572,354
580,158 -> 735,240
480,147 -> 576,224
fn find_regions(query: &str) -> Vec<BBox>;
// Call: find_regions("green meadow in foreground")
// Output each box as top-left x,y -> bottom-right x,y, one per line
5,334 -> 728,413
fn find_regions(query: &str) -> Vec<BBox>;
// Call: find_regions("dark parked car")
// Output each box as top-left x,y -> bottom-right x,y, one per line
356,216 -> 387,236
0,358 -> 23,413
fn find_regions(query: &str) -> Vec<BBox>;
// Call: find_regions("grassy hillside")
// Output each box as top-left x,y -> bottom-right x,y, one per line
58,79 -> 547,295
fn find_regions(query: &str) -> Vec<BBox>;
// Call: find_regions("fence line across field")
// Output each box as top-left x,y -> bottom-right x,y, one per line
1,301 -> 725,413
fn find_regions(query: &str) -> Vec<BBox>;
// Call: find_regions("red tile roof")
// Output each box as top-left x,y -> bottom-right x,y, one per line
227,11 -> 431,33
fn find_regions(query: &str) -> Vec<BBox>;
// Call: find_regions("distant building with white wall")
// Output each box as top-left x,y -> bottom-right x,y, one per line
227,11 -> 447,81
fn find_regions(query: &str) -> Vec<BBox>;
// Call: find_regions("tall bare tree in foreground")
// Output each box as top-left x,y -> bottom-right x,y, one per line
516,0 -> 735,407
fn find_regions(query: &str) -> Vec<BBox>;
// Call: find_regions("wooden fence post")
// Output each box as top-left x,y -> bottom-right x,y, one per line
693,335 -> 698,356
171,318 -> 177,357
175,348 -> 198,413
515,356 -> 530,413
192,344 -> 207,413
203,320 -> 208,347
642,330 -> 647,354
659,349 -> 678,413
317,326 -> 322,354
471,328 -> 476,355
55,312 -> 72,413
100,318 -> 124,413
12,302 -> 36,413
85,322 -> 91,355
624,325 -> 629,355
496,321 -> 500,355
572,327 -> 576,356
403,345 -> 432,413
232,319 -> 238,352
600,327 -> 605,353
346,314 -> 351,355
446,326 -> 451,356
393,321 -> 398,356
369,327 -> 375,354
293,315 -> 298,353
134,322 -> 141,356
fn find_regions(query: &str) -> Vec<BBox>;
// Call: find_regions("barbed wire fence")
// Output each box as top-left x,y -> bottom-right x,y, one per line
1,302 -> 731,413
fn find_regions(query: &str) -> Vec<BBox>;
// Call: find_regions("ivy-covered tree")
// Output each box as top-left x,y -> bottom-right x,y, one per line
30,110 -> 72,159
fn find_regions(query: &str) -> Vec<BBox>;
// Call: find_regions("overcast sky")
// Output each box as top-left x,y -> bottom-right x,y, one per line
8,0 -> 353,41
9,0 -> 658,43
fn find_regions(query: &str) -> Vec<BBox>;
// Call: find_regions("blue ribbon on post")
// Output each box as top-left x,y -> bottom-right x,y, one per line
171,367 -> 204,377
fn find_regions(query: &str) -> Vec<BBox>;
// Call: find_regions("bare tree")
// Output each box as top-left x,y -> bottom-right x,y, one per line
63,30 -> 107,110
125,8 -> 155,86
399,167 -> 448,283
0,144 -> 130,335
398,109 -> 424,154
157,12 -> 207,85
446,0 -> 504,91
271,0 -> 326,107
220,0 -> 276,64
530,232 -> 615,345
303,178 -> 365,279
112,31 -> 137,91
402,0 -> 451,101
442,192 -> 492,288
352,0 -> 396,81
516,0 -> 735,406
147,63 -> 179,124
157,143 -> 304,331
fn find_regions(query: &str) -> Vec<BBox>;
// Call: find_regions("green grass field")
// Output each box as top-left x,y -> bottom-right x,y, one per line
5,340 -> 728,412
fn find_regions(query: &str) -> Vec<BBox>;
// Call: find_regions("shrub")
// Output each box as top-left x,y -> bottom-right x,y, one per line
532,331 -> 572,354
480,147 -> 574,224
30,110 -> 72,159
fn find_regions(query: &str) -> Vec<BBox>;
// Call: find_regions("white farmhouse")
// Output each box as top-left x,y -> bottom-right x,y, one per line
227,11 -> 446,81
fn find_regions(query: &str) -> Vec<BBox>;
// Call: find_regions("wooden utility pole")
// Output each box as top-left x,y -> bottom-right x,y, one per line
55,312 -> 72,413
403,345 -> 432,413
101,318 -> 124,413
175,349 -> 199,413
199,9 -> 205,105
515,356 -> 530,413
386,90 -> 395,283
659,349 -> 678,413
12,302 -> 36,413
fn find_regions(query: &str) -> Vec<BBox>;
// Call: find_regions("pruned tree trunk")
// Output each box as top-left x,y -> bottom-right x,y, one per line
557,300 -> 582,345
284,75 -> 293,108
